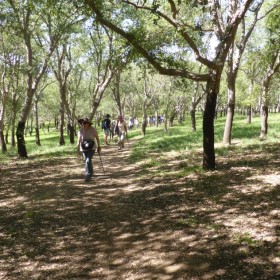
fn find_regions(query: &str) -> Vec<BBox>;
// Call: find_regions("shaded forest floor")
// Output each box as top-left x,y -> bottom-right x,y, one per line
0,139 -> 279,279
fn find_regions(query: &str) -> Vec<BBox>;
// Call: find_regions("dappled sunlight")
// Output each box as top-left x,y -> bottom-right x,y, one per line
221,213 -> 278,242
230,181 -> 277,194
1,140 -> 280,279
251,173 -> 280,187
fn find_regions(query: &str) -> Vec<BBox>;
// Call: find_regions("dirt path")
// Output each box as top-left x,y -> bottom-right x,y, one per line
0,140 -> 279,279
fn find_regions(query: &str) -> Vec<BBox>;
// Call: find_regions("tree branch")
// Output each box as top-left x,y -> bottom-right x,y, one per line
208,0 -> 225,39
84,0 -> 210,81
122,0 -> 217,69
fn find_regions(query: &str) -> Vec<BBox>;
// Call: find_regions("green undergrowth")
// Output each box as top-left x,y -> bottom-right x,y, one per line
128,113 -> 280,177
1,113 -> 280,173
0,127 -> 77,162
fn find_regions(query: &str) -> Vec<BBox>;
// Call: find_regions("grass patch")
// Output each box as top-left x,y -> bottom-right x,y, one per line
128,113 -> 280,176
234,233 -> 261,247
1,112 -> 280,169
0,129 -> 77,162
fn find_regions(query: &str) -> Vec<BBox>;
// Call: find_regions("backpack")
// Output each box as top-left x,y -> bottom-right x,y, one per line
81,139 -> 94,151
102,119 -> 110,129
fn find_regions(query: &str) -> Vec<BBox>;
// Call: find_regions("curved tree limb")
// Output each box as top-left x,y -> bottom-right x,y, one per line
84,0 -> 210,81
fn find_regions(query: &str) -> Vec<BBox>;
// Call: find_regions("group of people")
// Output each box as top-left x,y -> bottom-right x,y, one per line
128,116 -> 139,130
101,114 -> 128,149
76,114 -> 128,181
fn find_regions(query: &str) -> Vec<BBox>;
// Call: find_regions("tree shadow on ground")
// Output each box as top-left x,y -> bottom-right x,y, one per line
0,141 -> 279,279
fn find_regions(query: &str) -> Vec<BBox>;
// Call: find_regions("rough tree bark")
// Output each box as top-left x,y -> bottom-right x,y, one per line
203,70 -> 221,170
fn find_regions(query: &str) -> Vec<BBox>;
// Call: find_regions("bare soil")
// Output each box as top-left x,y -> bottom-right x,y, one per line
0,139 -> 279,279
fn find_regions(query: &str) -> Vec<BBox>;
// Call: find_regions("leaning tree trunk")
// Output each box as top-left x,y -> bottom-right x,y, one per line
16,121 -> 28,158
17,87 -> 36,158
11,111 -> 16,147
34,98 -> 41,146
113,69 -> 122,116
190,88 -> 198,132
190,65 -> 204,132
16,45 -> 49,157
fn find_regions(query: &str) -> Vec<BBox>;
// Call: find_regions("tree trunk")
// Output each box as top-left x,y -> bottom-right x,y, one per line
0,109 -> 7,153
259,51 -> 280,138
164,118 -> 168,132
5,130 -> 9,145
169,110 -> 176,126
25,119 -> 29,137
53,44 -> 76,144
68,123 -> 75,144
55,116 -> 58,129
203,92 -> 217,170
34,100 -> 41,146
29,117 -> 33,136
276,95 -> 280,113
16,121 -> 28,158
223,42 -> 238,146
0,129 -> 7,153
223,75 -> 236,145
203,72 -> 220,170
59,101 -> 65,145
0,93 -> 8,153
189,83 -> 205,133
58,78 -> 67,146
10,109 -> 16,147
113,69 -> 122,116
141,120 -> 147,136
260,105 -> 268,138
190,109 -> 196,132
141,109 -> 147,136
155,111 -> 158,127
259,80 -> 270,139
163,109 -> 169,133
223,103 -> 235,145
246,105 -> 252,124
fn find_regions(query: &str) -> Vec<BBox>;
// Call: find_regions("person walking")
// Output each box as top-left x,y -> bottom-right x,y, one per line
77,117 -> 101,181
114,115 -> 128,150
134,117 -> 139,128
102,114 -> 111,145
